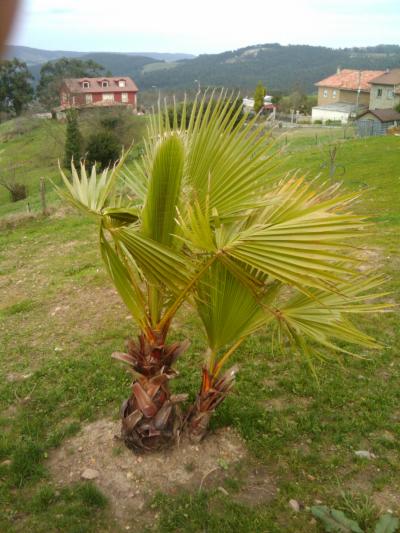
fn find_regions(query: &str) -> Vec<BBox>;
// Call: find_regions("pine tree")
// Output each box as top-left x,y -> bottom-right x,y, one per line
64,110 -> 82,169
253,81 -> 267,113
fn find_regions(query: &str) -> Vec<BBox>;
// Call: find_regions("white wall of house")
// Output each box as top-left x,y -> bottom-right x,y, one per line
312,107 -> 349,124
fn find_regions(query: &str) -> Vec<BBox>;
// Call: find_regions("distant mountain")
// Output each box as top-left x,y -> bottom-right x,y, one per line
5,45 -> 195,65
26,52 -> 159,85
139,43 -> 400,93
125,52 -> 195,62
5,43 -> 400,95
5,45 -> 82,65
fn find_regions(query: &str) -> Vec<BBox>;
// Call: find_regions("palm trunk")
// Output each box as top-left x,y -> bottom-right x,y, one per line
187,365 -> 239,443
113,333 -> 189,452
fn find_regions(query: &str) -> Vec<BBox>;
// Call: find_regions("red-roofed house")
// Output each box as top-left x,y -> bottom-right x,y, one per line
312,68 -> 384,123
59,77 -> 138,112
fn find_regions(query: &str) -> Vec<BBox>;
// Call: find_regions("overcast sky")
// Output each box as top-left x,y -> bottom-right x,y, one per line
9,0 -> 400,55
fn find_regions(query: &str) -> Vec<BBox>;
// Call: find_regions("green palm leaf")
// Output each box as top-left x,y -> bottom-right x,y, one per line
141,134 -> 184,248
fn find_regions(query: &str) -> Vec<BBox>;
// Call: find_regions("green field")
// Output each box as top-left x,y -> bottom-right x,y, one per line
0,120 -> 399,532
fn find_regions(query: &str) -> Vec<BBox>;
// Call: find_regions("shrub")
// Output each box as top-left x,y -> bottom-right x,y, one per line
0,179 -> 28,201
64,110 -> 83,168
100,116 -> 121,130
85,131 -> 121,170
325,119 -> 342,126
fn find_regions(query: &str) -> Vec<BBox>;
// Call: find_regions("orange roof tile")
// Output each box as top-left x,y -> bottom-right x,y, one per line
315,69 -> 385,92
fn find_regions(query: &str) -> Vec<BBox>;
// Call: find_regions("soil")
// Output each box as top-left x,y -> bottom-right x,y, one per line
47,418 -> 269,526
357,247 -> 383,272
373,488 -> 400,513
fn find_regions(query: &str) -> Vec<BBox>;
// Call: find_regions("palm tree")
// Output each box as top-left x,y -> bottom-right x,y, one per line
57,93 -> 387,451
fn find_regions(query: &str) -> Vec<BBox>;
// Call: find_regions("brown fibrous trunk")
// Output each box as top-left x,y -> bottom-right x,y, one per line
187,365 -> 239,443
113,333 -> 189,452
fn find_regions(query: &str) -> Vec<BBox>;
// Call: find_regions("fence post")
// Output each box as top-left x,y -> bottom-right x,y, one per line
40,177 -> 48,216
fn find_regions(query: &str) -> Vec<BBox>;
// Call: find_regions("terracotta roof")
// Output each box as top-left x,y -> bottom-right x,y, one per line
62,77 -> 138,94
369,68 -> 400,86
358,108 -> 400,122
315,69 -> 385,92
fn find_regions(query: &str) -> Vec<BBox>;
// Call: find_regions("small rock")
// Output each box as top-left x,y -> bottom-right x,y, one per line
126,472 -> 133,480
1,459 -> 11,466
289,499 -> 300,512
81,468 -> 99,480
78,447 -> 83,452
137,457 -> 143,463
355,450 -> 376,459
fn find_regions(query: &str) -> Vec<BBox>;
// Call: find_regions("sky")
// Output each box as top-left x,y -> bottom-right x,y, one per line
9,0 -> 400,55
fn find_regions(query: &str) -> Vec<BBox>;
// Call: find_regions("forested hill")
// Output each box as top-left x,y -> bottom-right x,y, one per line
139,44 -> 400,93
7,43 -> 400,94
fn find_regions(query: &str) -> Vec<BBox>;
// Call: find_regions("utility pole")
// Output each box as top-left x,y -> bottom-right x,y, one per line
355,70 -> 361,117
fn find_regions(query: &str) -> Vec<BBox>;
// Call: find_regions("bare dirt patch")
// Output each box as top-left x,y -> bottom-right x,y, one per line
262,396 -> 313,412
373,488 -> 400,513
231,465 -> 276,507
48,419 -> 254,525
357,247 -> 384,272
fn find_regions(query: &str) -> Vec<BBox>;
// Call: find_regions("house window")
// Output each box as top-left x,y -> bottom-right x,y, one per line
377,88 -> 382,97
388,89 -> 394,99
102,80 -> 109,88
102,93 -> 114,101
332,90 -> 337,98
82,81 -> 90,88
121,92 -> 128,103
118,80 -> 126,87
323,89 -> 328,98
85,94 -> 93,104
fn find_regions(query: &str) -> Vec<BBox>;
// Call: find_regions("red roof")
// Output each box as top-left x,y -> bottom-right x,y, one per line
315,69 -> 385,92
62,77 -> 138,94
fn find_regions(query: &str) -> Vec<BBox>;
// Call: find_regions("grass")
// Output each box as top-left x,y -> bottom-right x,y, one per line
0,113 -> 148,219
0,123 -> 399,532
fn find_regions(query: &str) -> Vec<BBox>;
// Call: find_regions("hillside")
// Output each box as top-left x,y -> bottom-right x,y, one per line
140,43 -> 400,93
5,45 -> 194,66
6,43 -> 400,94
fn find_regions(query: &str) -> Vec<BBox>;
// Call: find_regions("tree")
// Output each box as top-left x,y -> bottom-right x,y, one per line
57,94 -> 386,452
85,131 -> 121,170
0,59 -> 34,116
279,91 -> 316,114
253,81 -> 266,113
64,110 -> 83,168
37,58 -> 106,110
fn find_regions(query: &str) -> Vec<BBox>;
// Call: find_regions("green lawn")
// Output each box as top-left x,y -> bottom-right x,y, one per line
0,126 -> 399,532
